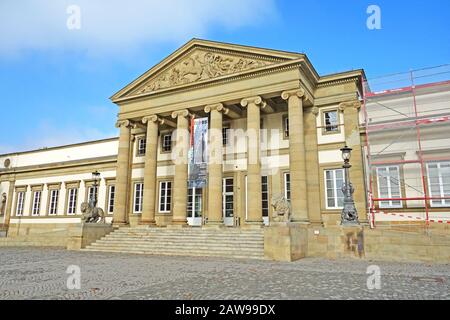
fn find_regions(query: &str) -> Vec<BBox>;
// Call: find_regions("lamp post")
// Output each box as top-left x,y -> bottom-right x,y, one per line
91,170 -> 101,208
340,146 -> 359,225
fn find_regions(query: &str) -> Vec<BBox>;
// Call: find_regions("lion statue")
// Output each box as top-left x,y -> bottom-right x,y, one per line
80,201 -> 105,223
271,194 -> 291,223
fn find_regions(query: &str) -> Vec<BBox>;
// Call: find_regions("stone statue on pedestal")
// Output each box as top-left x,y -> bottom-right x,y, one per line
271,194 -> 291,223
80,201 -> 105,223
0,193 -> 6,216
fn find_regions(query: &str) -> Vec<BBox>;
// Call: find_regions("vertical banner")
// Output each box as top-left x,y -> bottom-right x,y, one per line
188,117 -> 208,188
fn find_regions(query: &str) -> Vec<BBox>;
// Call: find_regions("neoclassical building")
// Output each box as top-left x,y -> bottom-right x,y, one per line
5,39 -> 448,262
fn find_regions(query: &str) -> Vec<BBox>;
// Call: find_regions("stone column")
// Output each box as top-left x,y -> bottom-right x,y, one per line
170,109 -> 191,226
241,96 -> 264,226
305,107 -> 322,225
3,179 -> 15,228
340,101 -> 368,224
140,115 -> 160,226
113,120 -> 132,226
281,89 -> 309,223
204,103 -> 226,226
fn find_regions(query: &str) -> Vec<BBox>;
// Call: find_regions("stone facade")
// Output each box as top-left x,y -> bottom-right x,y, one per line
0,39 -> 449,263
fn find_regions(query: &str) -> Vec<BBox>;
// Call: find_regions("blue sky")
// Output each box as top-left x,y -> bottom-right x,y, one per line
0,0 -> 449,154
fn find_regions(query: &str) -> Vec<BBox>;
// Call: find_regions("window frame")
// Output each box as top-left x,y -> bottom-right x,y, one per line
107,184 -> 116,214
222,177 -> 234,219
48,189 -> 59,215
426,161 -> 450,208
15,191 -> 25,217
133,182 -> 144,214
262,175 -> 270,218
322,109 -> 340,134
222,124 -> 230,146
67,187 -> 78,215
376,165 -> 403,209
136,136 -> 147,157
282,114 -> 289,139
324,168 -> 346,210
159,181 -> 172,213
161,133 -> 173,153
283,172 -> 291,202
31,190 -> 42,216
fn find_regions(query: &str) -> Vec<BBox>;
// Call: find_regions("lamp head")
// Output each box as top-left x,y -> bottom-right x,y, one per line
340,145 -> 352,161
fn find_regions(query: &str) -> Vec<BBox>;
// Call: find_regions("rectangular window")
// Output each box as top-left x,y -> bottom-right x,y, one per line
222,126 -> 230,146
159,181 -> 172,213
162,134 -> 172,152
427,162 -> 450,207
262,176 -> 269,217
283,116 -> 289,138
284,173 -> 291,201
16,192 -> 25,216
187,187 -> 202,218
223,178 -> 234,218
376,166 -> 402,208
67,188 -> 78,215
137,137 -> 146,156
134,183 -> 143,213
107,185 -> 116,214
325,169 -> 345,209
48,189 -> 59,215
324,110 -> 339,132
32,191 -> 41,216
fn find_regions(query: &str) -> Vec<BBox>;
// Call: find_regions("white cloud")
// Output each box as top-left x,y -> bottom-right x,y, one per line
0,0 -> 277,57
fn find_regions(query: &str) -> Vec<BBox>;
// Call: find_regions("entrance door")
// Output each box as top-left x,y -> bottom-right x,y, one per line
223,178 -> 234,226
187,187 -> 203,226
245,175 -> 270,226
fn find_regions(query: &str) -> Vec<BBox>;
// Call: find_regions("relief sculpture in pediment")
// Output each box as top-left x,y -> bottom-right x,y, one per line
136,51 -> 272,94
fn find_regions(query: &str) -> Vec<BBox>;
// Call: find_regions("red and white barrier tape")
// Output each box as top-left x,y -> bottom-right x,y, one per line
374,211 -> 450,224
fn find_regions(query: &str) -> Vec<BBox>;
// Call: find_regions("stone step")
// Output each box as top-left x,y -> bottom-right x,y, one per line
89,241 -> 263,250
85,226 -> 265,260
86,244 -> 263,254
102,235 -> 263,242
111,230 -> 264,236
82,247 -> 265,259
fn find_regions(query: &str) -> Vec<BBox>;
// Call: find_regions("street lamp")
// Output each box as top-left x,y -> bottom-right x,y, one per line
340,146 -> 359,225
91,170 -> 101,208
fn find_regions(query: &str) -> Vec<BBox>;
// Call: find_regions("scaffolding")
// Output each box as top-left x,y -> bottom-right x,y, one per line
362,64 -> 450,228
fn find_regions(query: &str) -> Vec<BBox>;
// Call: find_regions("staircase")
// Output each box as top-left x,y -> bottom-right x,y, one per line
83,227 -> 265,260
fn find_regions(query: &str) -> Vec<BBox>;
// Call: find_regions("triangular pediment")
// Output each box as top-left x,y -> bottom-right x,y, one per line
112,39 -> 304,101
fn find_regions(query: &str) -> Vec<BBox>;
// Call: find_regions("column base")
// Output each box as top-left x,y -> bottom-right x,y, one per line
290,219 -> 310,225
167,219 -> 189,228
139,220 -> 157,227
204,221 -> 225,229
243,220 -> 264,229
112,222 -> 129,228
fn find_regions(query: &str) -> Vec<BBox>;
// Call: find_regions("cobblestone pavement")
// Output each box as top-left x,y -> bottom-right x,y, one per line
0,247 -> 449,300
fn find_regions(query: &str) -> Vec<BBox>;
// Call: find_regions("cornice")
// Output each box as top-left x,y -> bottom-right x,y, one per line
0,155 -> 117,175
317,76 -> 360,88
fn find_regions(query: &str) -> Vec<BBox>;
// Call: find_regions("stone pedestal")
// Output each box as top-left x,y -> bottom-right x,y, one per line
67,223 -> 114,250
264,223 -> 308,262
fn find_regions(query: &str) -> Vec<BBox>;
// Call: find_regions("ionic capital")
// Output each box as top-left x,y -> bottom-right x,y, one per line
311,106 -> 320,116
240,96 -> 263,107
281,89 -> 305,101
204,103 -> 226,114
338,100 -> 361,112
171,109 -> 192,119
115,119 -> 131,129
142,115 -> 160,124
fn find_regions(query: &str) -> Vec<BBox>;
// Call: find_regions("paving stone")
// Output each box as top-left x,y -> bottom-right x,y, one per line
0,247 -> 449,300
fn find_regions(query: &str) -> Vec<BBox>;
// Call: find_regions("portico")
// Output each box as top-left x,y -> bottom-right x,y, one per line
109,38 -> 365,229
